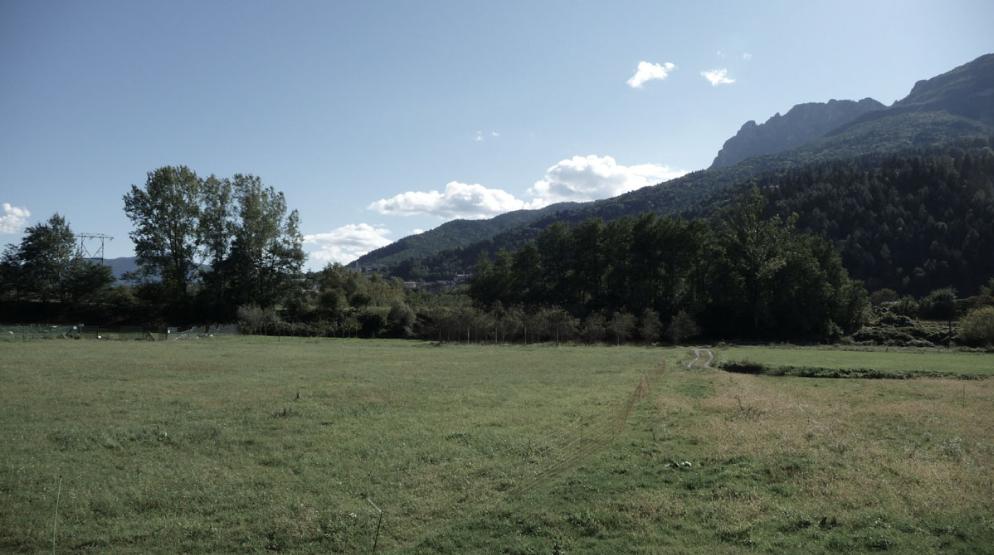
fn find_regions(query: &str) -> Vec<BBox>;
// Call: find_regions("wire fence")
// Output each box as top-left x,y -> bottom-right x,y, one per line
0,323 -> 240,342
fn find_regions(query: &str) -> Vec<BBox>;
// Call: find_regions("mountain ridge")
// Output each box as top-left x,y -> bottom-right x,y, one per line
709,98 -> 885,169
355,52 -> 994,274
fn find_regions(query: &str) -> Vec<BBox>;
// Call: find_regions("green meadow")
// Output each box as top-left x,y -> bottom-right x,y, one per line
1,338 -> 993,553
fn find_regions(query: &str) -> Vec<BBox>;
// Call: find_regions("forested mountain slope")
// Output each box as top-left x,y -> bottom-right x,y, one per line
359,53 -> 994,279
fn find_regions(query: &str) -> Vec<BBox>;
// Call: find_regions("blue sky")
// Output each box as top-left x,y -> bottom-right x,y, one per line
2,0 -> 993,267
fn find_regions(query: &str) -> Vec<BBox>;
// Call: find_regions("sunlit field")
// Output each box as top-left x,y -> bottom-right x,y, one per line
2,338 -> 992,553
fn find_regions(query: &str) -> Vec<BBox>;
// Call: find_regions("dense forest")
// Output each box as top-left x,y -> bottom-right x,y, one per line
752,140 -> 994,295
469,193 -> 868,341
390,139 -> 994,300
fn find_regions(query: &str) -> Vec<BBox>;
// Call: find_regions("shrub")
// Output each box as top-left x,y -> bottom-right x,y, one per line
869,288 -> 899,306
892,296 -> 919,318
387,301 -> 416,337
236,304 -> 280,334
958,306 -> 994,346
919,287 -> 958,321
358,309 -> 389,338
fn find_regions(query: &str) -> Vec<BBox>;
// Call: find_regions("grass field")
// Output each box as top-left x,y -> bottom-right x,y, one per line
1,338 -> 993,553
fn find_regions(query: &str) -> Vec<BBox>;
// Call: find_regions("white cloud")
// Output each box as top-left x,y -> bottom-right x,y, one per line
474,130 -> 484,142
303,223 -> 392,266
491,131 -> 500,137
367,156 -> 685,223
742,52 -> 753,61
701,68 -> 735,86
369,181 -> 527,219
527,155 -> 686,207
411,228 -> 425,235
0,203 -> 30,234
626,61 -> 676,88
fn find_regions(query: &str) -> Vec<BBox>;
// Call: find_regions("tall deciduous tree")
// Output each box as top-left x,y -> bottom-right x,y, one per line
226,175 -> 305,308
123,166 -> 202,300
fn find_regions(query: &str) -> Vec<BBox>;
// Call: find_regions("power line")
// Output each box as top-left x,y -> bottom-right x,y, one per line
77,233 -> 114,263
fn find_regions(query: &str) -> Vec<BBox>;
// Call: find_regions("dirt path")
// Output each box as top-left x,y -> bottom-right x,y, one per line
685,347 -> 715,369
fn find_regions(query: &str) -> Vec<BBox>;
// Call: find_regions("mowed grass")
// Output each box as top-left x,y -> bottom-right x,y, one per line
0,338 -> 992,553
718,345 -> 994,376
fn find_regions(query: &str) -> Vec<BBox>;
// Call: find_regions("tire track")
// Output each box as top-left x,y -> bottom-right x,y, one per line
401,359 -> 668,550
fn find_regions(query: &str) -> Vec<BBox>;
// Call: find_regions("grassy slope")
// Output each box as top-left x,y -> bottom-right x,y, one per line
1,339 -> 993,553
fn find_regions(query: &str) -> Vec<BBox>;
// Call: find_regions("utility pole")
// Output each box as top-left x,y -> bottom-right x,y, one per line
77,233 -> 114,263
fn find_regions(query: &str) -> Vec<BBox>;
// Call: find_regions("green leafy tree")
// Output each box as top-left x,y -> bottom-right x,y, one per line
667,310 -> 700,344
607,311 -> 636,345
387,301 -> 416,337
581,312 -> 607,344
227,175 -> 305,309
638,308 -> 663,344
197,175 -> 236,320
8,214 -> 76,303
123,166 -> 202,301
63,260 -> 114,304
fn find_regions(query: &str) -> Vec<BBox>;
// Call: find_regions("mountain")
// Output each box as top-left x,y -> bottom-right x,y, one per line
355,202 -> 578,269
358,53 -> 994,276
894,53 -> 994,125
709,98 -> 885,169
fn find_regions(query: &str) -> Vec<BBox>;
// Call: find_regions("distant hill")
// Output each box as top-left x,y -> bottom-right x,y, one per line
709,98 -> 885,169
103,256 -> 139,281
357,53 -> 994,278
354,202 -> 578,269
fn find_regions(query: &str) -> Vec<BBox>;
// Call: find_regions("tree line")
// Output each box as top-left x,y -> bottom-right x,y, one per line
469,192 -> 868,342
0,215 -> 116,321
122,166 -> 305,323
0,166 -> 305,325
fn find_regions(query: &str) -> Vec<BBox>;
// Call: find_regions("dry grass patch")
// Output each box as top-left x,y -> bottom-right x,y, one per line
642,364 -> 994,552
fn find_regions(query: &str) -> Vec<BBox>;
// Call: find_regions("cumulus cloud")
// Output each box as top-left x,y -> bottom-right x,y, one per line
367,156 -> 685,223
369,181 -> 527,219
0,203 -> 30,234
742,52 -> 753,61
626,61 -> 676,88
303,223 -> 392,266
701,68 -> 735,86
527,155 -> 686,207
